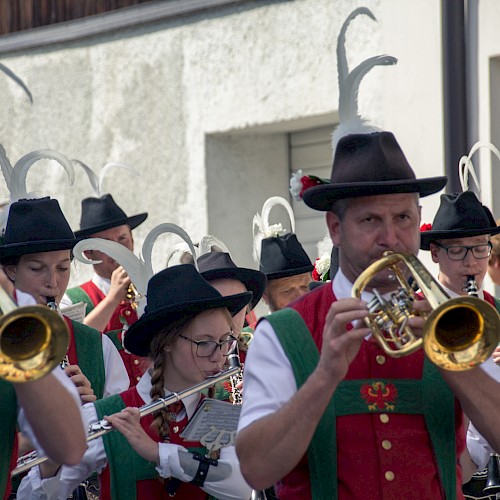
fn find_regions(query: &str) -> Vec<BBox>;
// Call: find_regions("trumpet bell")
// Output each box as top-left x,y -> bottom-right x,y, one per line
352,251 -> 500,371
424,297 -> 500,371
0,305 -> 69,382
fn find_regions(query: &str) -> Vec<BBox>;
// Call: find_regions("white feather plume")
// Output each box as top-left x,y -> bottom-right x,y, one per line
331,7 -> 398,152
73,223 -> 198,316
0,147 -> 75,233
73,160 -> 139,196
141,223 -> 199,275
72,238 -> 148,316
252,196 -> 296,263
198,235 -> 230,257
458,141 -> 500,195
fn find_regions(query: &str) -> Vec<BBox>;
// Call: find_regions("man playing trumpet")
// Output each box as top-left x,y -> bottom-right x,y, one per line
236,131 -> 500,499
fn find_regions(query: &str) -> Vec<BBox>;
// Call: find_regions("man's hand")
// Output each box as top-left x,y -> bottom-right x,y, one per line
317,298 -> 371,383
107,265 -> 131,304
64,364 -> 96,404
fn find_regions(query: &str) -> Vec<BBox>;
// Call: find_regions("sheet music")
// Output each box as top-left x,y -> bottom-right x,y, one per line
60,301 -> 87,323
180,398 -> 241,451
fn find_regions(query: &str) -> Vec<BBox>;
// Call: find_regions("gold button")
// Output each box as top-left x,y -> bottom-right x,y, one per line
385,471 -> 395,481
376,355 -> 386,365
133,359 -> 139,365
382,440 -> 392,450
173,426 -> 179,433
380,414 -> 389,423
136,376 -> 141,381
125,310 -> 131,316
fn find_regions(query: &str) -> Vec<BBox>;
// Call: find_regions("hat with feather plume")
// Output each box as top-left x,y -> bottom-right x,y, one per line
420,142 -> 500,250
73,160 -> 147,237
253,196 -> 313,280
0,144 -> 75,234
196,235 -> 267,309
298,8 -> 446,212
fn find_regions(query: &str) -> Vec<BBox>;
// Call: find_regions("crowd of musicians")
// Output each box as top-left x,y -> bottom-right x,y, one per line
6,7 -> 500,500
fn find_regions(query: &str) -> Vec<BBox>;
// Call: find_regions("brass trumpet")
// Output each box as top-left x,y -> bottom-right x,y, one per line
0,288 -> 69,383
352,251 -> 500,371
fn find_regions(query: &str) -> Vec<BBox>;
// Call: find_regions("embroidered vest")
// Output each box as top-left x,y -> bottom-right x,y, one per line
265,284 -> 464,500
94,387 -> 209,500
66,282 -> 149,387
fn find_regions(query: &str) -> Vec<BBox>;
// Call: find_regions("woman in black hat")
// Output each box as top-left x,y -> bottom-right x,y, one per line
0,198 -> 129,404
20,264 -> 253,500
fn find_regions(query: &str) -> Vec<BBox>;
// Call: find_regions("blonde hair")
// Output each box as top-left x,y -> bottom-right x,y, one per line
148,308 -> 235,440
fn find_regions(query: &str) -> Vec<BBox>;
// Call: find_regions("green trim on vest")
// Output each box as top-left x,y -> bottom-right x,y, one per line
72,321 -> 105,400
266,309 -> 337,500
65,287 -> 95,315
104,329 -> 124,352
94,395 -> 158,500
267,307 -> 457,500
493,296 -> 500,314
0,380 -> 16,497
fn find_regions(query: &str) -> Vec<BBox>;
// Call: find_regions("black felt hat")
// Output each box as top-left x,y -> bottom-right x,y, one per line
0,198 -> 77,259
198,252 -> 267,309
124,264 -> 253,357
420,191 -> 500,251
75,194 -> 147,237
260,233 -> 313,280
302,132 -> 447,211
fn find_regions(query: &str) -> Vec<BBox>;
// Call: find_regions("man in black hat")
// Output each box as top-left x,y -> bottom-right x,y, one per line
236,131 -> 500,499
258,230 -> 314,313
420,191 -> 500,496
62,193 -> 150,386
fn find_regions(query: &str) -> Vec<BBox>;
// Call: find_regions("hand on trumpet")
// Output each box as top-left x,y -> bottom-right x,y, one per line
318,298 -> 372,382
108,265 -> 132,304
104,407 -> 160,463
64,364 -> 96,404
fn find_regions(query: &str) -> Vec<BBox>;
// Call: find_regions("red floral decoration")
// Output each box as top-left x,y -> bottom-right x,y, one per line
420,223 -> 432,232
312,258 -> 321,281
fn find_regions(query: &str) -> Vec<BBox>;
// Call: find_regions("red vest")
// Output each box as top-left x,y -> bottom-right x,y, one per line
80,281 -> 150,386
98,387 -> 208,500
276,284 -> 465,500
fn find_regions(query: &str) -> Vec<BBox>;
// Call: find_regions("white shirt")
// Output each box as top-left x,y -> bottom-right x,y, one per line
17,369 -> 252,500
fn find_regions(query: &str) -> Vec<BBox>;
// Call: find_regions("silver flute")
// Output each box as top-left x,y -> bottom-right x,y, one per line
13,364 -> 241,476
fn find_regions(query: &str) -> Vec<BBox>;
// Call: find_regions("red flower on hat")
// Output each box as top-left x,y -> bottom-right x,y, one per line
290,170 -> 329,201
420,223 -> 432,232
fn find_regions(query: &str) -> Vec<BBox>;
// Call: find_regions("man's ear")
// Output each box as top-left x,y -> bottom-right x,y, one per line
429,243 -> 440,264
326,212 -> 341,247
3,265 -> 15,282
261,290 -> 270,306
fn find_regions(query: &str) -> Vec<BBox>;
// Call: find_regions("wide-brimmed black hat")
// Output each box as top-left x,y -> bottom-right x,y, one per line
0,198 -> 77,260
75,194 -> 147,237
260,233 -> 313,280
302,132 -> 447,211
124,264 -> 253,357
420,191 -> 500,250
198,252 -> 267,309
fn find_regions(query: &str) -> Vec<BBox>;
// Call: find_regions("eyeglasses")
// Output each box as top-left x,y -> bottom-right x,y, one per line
179,333 -> 238,358
435,242 -> 493,261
